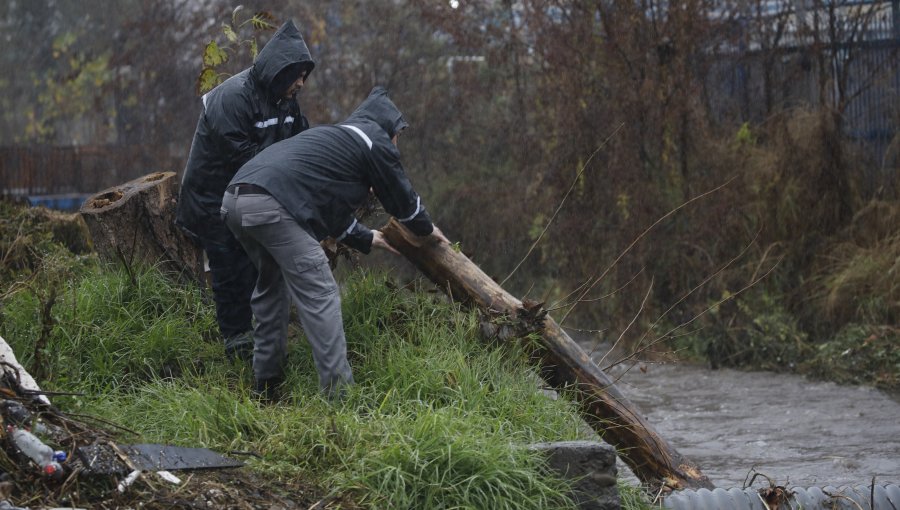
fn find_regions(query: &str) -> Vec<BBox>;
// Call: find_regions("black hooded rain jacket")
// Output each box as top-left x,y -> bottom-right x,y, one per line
228,86 -> 434,253
177,20 -> 315,242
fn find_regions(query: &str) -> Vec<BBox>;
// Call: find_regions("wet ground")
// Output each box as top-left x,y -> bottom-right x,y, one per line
601,361 -> 900,489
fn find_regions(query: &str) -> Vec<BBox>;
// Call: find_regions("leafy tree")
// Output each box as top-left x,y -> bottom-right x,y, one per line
0,0 -> 211,149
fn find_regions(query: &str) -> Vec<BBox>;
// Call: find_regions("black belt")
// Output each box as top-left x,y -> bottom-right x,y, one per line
227,183 -> 270,196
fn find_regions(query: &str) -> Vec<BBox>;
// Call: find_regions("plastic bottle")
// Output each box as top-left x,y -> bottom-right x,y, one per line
1,400 -> 32,426
1,400 -> 50,435
7,426 -> 62,477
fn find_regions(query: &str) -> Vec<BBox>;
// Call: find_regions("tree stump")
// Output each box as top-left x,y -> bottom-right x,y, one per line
79,172 -> 204,285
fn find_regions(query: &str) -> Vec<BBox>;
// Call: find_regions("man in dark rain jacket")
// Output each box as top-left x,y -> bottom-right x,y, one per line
176,21 -> 315,362
222,86 -> 448,400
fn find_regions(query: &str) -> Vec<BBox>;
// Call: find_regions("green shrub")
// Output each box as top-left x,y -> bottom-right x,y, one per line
800,324 -> 900,390
672,289 -> 809,371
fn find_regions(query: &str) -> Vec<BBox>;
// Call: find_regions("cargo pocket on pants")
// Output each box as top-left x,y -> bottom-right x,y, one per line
292,249 -> 336,299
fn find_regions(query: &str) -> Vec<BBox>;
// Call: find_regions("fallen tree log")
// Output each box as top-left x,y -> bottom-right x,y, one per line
79,172 -> 205,286
382,218 -> 713,491
74,174 -> 710,490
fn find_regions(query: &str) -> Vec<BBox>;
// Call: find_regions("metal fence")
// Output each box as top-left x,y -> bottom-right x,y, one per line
0,145 -> 182,209
705,2 -> 899,188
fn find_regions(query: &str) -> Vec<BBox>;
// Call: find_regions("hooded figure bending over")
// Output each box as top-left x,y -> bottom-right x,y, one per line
176,21 -> 315,362
222,87 -> 448,400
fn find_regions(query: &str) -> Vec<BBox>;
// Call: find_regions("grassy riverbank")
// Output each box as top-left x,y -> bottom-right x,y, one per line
3,195 -> 897,506
2,263 -> 595,507
0,201 -> 665,507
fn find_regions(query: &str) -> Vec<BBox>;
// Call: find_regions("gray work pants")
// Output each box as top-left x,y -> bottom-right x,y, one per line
221,190 -> 354,396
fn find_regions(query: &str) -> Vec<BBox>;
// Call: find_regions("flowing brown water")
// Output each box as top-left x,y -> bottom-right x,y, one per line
599,361 -> 900,488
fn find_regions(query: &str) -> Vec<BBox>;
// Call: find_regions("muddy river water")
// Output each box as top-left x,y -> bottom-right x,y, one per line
598,361 -> 900,488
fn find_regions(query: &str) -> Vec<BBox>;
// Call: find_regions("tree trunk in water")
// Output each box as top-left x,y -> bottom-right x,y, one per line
382,218 -> 713,491
79,172 -> 205,286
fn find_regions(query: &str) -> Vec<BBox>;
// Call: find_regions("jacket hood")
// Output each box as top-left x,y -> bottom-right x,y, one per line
251,20 -> 315,97
344,86 -> 408,138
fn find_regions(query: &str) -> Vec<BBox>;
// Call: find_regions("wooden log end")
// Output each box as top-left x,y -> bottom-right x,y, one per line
77,172 -> 205,285
80,171 -> 175,215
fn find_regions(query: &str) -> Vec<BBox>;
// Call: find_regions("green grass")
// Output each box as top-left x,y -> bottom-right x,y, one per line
3,264 -> 625,509
618,482 -> 657,509
2,264 -> 220,393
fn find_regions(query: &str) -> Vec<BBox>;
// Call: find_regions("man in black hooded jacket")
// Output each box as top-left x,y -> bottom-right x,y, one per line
176,21 -> 315,361
222,86 -> 448,399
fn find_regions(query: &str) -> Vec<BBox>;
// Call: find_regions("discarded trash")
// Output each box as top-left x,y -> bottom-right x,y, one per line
0,334 -> 263,508
77,443 -> 243,475
108,447 -> 217,493
156,470 -> 181,484
75,441 -> 129,476
123,443 -> 244,471
117,469 -> 141,493
1,401 -> 33,427
1,400 -> 50,435
7,425 -> 63,477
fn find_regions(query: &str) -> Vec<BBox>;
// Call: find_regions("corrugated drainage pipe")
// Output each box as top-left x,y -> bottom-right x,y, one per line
663,484 -> 900,509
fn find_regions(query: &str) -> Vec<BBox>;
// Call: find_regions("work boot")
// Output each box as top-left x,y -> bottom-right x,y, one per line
324,379 -> 352,404
226,345 -> 253,363
252,376 -> 285,404
224,332 -> 254,363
